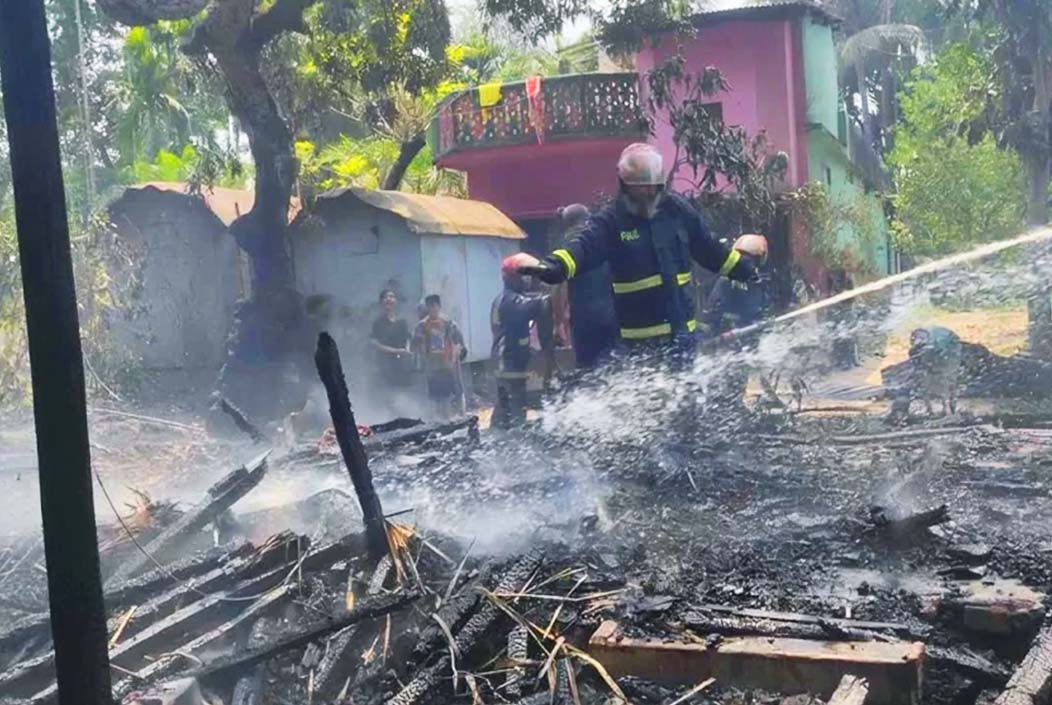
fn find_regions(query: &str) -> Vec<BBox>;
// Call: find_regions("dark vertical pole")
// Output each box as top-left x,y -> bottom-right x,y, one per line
314,332 -> 388,561
0,2 -> 112,704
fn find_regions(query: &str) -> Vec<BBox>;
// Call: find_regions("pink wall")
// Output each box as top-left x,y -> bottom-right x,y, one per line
635,18 -> 810,191
441,137 -> 637,220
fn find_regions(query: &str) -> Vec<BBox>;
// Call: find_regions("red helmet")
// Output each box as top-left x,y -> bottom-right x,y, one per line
502,252 -> 539,283
617,143 -> 664,186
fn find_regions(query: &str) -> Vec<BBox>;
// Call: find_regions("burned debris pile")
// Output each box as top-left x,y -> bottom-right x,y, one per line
1,403 -> 1052,704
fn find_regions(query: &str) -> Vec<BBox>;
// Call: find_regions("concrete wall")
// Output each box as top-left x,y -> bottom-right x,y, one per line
107,190 -> 240,376
635,17 -> 810,191
802,15 -> 839,135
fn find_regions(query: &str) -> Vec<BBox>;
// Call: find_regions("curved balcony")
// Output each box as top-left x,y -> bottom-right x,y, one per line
428,72 -> 646,163
427,73 -> 647,220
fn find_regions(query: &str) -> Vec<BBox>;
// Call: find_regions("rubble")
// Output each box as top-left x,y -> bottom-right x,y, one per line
3,392 -> 1052,705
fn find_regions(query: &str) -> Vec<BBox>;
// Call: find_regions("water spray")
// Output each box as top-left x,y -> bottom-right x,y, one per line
701,226 -> 1052,354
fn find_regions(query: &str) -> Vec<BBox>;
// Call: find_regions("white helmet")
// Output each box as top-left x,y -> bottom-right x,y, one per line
617,143 -> 664,186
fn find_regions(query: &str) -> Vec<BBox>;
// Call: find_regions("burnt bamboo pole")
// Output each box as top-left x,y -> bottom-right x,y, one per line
0,1 -> 112,703
314,332 -> 388,560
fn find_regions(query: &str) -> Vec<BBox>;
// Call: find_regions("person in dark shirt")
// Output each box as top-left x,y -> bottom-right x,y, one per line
370,289 -> 412,391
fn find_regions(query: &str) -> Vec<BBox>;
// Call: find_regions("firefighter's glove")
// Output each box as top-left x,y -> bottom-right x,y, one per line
519,259 -> 567,285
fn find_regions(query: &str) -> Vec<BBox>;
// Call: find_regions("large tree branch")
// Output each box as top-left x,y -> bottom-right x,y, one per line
382,133 -> 426,191
250,0 -> 317,49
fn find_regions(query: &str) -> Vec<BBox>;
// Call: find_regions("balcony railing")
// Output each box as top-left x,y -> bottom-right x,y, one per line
428,73 -> 647,161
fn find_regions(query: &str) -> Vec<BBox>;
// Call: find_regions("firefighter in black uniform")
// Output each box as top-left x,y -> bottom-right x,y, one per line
491,253 -> 554,429
520,143 -> 756,358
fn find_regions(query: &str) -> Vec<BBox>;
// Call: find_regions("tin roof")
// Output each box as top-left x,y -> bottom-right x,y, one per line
696,0 -> 840,23
132,182 -> 303,226
322,187 -> 525,240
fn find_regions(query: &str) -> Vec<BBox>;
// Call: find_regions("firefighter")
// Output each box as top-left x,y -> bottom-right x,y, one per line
702,234 -> 769,335
559,204 -> 618,369
702,234 -> 770,410
520,143 -> 756,360
491,253 -> 554,429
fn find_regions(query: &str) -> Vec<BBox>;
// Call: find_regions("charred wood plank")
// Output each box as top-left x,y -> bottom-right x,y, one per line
993,625 -> 1052,705
315,332 -> 387,561
312,555 -> 392,695
686,605 -> 922,640
408,578 -> 487,667
363,416 -> 480,453
388,550 -> 543,705
506,624 -> 529,698
927,645 -> 1011,686
683,613 -> 891,642
15,538 -> 340,701
13,562 -> 294,700
828,675 -> 869,705
112,584 -> 295,698
231,618 -> 271,705
105,452 -> 270,586
215,395 -> 267,443
867,505 -> 950,537
190,591 -> 420,685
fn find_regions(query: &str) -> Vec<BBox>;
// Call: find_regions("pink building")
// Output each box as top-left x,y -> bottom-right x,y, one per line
429,0 -> 889,294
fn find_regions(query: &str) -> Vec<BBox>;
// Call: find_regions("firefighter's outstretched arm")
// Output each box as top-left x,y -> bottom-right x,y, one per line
684,206 -> 757,282
519,214 -> 613,284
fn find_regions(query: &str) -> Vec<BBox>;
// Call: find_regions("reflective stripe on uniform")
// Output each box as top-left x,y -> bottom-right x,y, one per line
496,370 -> 529,379
620,319 -> 698,340
552,249 -> 577,279
612,272 -> 692,295
612,274 -> 662,294
719,249 -> 741,276
518,337 -> 530,345
621,323 -> 672,339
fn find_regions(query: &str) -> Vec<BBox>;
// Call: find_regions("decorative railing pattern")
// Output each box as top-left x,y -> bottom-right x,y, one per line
429,73 -> 647,160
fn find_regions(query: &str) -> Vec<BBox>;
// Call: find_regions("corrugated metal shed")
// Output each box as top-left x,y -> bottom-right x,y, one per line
322,188 -> 525,240
696,0 -> 840,23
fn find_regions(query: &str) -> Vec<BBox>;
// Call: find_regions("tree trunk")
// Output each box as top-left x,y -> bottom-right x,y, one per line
382,133 -> 426,191
189,1 -> 308,420
1023,41 -> 1052,358
1025,153 -> 1052,357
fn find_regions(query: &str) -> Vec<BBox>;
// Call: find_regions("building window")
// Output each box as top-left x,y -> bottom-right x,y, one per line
824,166 -> 832,187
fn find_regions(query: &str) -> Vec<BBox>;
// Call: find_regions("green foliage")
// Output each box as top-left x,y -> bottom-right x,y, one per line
297,135 -> 465,197
890,135 -> 1025,256
787,182 -> 883,277
0,207 -> 142,406
888,41 -> 1026,256
113,22 -> 227,170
